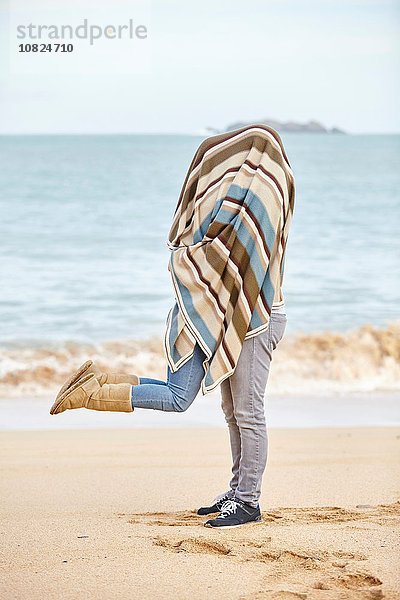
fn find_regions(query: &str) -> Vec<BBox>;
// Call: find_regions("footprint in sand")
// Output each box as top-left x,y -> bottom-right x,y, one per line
152,534 -> 383,598
126,501 -> 400,528
337,572 -> 383,589
258,550 -> 383,597
125,505 -> 391,598
128,510 -> 203,527
332,550 -> 367,561
255,549 -> 325,571
240,592 -> 307,599
263,501 -> 400,525
153,536 -> 231,555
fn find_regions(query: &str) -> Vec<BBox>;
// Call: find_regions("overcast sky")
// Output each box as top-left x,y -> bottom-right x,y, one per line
0,0 -> 399,134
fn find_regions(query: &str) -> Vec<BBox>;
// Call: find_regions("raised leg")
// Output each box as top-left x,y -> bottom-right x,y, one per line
131,343 -> 207,412
138,377 -> 167,386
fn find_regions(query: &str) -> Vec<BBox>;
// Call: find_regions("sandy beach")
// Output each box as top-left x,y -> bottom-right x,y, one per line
2,3 -> 399,598
1,426 -> 399,599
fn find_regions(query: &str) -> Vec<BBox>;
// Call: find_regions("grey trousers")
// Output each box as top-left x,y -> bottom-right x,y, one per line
220,312 -> 287,507
132,312 -> 287,508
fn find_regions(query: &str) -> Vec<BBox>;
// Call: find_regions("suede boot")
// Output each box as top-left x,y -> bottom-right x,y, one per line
50,373 -> 134,415
55,360 -> 139,403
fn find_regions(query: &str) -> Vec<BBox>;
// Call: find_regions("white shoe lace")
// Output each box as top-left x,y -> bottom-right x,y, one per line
219,499 -> 241,518
212,490 -> 234,507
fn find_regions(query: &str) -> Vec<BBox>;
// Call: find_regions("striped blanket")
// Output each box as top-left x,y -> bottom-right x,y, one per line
164,124 -> 295,394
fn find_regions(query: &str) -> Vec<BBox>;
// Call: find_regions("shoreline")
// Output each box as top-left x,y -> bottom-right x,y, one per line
1,391 -> 399,431
1,426 -> 399,599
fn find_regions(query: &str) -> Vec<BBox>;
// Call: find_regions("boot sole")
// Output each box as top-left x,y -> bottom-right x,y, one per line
50,372 -> 95,415
54,360 -> 94,404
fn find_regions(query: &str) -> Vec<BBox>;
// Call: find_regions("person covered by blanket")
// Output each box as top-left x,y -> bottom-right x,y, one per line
50,124 -> 295,529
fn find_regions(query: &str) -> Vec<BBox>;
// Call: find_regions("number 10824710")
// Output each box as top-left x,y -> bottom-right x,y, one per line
18,43 -> 74,53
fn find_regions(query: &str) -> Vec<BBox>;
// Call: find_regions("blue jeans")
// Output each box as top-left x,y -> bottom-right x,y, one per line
131,342 -> 206,412
130,313 -> 287,507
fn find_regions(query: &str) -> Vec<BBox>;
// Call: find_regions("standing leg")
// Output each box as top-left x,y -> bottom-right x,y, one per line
220,378 -> 241,493
229,314 -> 287,507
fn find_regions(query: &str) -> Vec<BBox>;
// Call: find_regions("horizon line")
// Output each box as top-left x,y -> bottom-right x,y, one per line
0,130 -> 399,136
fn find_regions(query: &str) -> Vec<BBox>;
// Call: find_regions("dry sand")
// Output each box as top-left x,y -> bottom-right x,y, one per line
0,426 -> 399,600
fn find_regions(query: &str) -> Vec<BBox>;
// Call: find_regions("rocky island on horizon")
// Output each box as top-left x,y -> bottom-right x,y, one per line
206,119 -> 346,135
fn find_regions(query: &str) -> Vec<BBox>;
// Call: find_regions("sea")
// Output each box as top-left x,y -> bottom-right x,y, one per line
0,133 -> 399,429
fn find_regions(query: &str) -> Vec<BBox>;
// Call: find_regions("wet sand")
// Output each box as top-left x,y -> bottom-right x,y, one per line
0,427 -> 399,599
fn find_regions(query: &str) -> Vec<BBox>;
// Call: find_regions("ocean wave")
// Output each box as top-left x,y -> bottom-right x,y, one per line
0,323 -> 399,398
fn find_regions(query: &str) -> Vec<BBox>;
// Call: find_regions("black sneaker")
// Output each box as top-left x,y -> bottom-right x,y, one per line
197,490 -> 235,515
204,498 -> 262,528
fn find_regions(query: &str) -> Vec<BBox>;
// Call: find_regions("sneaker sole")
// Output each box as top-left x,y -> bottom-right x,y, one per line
204,517 -> 263,529
197,511 -> 219,516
